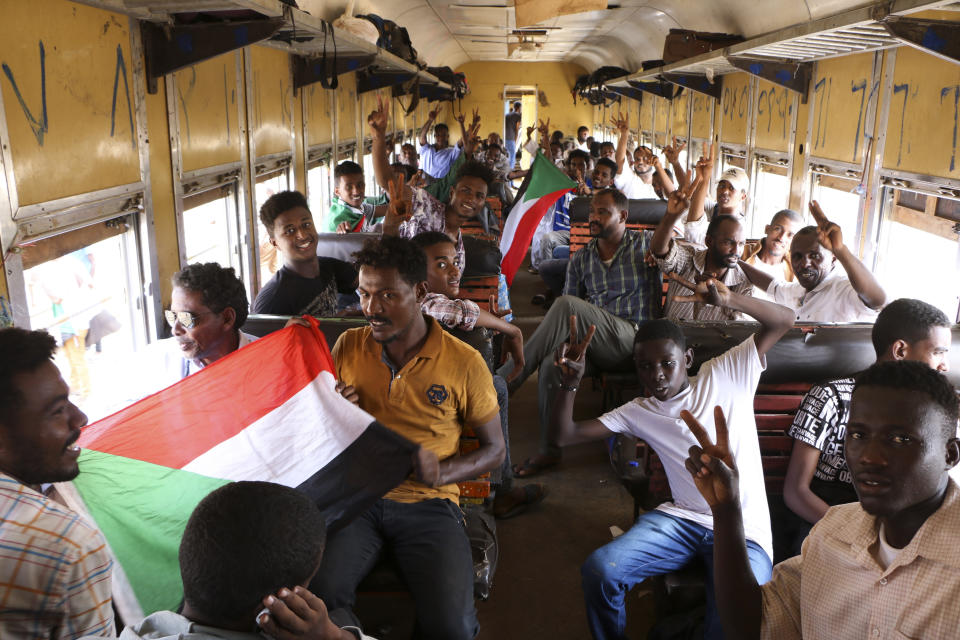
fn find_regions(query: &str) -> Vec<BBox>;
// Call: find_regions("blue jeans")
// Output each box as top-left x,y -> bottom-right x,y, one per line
582,510 -> 772,640
311,498 -> 478,640
505,138 -> 517,167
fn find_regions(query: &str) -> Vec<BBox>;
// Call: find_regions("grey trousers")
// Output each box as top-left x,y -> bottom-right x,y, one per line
499,296 -> 637,457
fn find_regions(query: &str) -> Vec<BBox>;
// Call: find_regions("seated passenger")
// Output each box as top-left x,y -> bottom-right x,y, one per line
611,114 -> 676,200
686,360 -> 960,640
503,188 -> 664,477
739,201 -> 886,322
99,481 -> 373,640
312,237 -> 505,639
782,298 -> 952,556
417,103 -> 462,180
741,209 -> 801,300
685,144 -> 749,247
553,277 -> 794,640
369,98 -> 490,268
0,328 -> 115,640
575,126 -> 590,152
535,157 -> 618,302
412,231 -> 546,518
530,149 -> 591,273
653,186 -> 754,321
253,191 -> 358,317
325,161 -> 388,233
134,263 -> 256,398
599,141 -> 615,160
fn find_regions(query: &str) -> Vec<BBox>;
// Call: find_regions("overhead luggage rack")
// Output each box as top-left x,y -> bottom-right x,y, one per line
73,0 -> 453,94
608,0 -> 960,101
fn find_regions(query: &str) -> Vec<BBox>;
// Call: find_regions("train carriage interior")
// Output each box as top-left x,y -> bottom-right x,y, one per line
2,0 -> 960,639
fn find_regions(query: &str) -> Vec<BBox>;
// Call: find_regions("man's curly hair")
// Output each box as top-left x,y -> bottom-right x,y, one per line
172,263 -> 248,330
353,236 -> 426,287
0,328 -> 57,421
855,360 -> 959,440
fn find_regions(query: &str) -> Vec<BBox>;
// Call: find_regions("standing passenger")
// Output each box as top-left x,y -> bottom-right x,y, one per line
504,101 -> 522,168
418,103 -> 462,180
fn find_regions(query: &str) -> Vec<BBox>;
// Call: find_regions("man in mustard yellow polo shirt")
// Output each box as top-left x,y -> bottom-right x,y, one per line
311,236 -> 504,640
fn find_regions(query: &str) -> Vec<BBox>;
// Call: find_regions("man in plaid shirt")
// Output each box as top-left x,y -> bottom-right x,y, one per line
502,188 -> 664,477
0,328 -> 114,640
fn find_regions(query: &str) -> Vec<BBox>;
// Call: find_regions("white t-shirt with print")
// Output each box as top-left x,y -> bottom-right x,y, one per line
598,335 -> 772,560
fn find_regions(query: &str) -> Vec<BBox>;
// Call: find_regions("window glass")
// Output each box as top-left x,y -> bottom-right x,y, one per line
23,226 -> 145,420
308,161 -> 332,218
810,174 -> 862,246
183,185 -> 241,270
873,188 -> 960,319
750,162 -> 790,238
254,170 -> 291,287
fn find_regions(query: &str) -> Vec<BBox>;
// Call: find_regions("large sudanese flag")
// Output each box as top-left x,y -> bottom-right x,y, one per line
65,318 -> 417,621
499,150 -> 576,285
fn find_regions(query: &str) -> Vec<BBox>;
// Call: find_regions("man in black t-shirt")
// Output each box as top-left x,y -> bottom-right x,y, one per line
782,298 -> 952,556
253,191 -> 357,317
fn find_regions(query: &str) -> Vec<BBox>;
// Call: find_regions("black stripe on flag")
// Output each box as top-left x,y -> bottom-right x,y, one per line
296,420 -> 418,533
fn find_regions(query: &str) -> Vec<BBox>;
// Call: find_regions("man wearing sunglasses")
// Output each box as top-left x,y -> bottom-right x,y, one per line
125,263 -> 256,403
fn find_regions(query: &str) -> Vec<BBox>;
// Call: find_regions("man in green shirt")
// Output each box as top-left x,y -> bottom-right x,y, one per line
325,160 -> 388,233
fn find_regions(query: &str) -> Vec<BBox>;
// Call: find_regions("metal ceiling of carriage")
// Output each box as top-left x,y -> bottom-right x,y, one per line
608,0 -> 960,97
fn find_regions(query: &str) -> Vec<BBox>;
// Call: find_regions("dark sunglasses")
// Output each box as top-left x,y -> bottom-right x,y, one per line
164,309 -> 210,329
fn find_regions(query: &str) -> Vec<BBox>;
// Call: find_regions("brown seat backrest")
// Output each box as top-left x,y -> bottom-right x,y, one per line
458,275 -> 499,312
754,383 -> 810,495
569,222 -> 656,254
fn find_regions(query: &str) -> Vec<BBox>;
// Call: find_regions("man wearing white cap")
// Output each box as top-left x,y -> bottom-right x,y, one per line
685,144 -> 749,247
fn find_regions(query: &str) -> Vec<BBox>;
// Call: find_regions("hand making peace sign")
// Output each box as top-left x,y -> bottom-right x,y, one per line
808,200 -> 844,254
385,174 -> 412,226
367,93 -> 389,136
553,315 -> 597,387
681,406 -> 739,508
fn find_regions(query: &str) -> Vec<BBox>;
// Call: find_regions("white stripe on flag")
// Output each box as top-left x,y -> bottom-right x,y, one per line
182,371 -> 368,486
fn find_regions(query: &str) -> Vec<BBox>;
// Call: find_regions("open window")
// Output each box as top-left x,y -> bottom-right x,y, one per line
21,215 -> 149,420
182,181 -> 244,281
253,161 -> 292,287
809,169 -> 863,247
749,156 -> 791,238
873,181 -> 960,320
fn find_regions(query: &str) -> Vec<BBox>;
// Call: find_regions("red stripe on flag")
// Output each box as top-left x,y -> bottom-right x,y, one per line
78,319 -> 335,470
500,188 -> 572,286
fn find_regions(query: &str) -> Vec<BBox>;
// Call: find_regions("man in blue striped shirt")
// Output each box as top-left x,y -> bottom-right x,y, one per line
503,188 -> 663,477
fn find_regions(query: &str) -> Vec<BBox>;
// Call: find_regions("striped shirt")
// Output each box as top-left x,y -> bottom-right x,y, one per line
0,473 -> 114,640
564,229 -> 663,324
421,293 -> 480,331
657,240 -> 753,322
761,480 -> 960,639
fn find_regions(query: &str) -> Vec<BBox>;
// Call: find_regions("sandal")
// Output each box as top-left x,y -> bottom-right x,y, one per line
494,483 -> 548,519
512,455 -> 560,478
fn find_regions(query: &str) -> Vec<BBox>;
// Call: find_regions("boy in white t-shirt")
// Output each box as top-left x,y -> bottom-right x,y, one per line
551,276 -> 795,640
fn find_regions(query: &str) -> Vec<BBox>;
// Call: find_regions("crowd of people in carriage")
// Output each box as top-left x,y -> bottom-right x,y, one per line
2,97 -> 958,640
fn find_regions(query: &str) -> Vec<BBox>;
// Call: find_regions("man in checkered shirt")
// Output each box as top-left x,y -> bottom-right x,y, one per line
0,328 -> 114,640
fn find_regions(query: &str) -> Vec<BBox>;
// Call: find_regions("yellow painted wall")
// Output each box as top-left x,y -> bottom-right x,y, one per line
174,51 -> 242,173
720,72 -> 751,145
753,79 -> 792,152
808,53 -> 875,163
0,0 -> 141,205
443,62 -> 594,143
654,96 -> 670,135
249,45 -> 294,158
640,93 -> 654,132
690,92 -> 713,139
304,82 -> 333,147
337,72 -> 358,143
671,91 -> 689,138
883,46 -> 960,180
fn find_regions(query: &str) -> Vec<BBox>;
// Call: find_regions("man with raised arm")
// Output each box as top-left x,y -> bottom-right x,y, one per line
504,101 -> 522,168
684,360 -> 960,639
505,188 -> 664,478
417,103 -> 461,180
782,298 -> 952,556
369,96 -> 490,273
684,144 -> 750,247
739,200 -> 886,322
652,183 -> 755,321
611,113 -> 676,200
551,276 -> 794,640
312,236 -> 504,640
